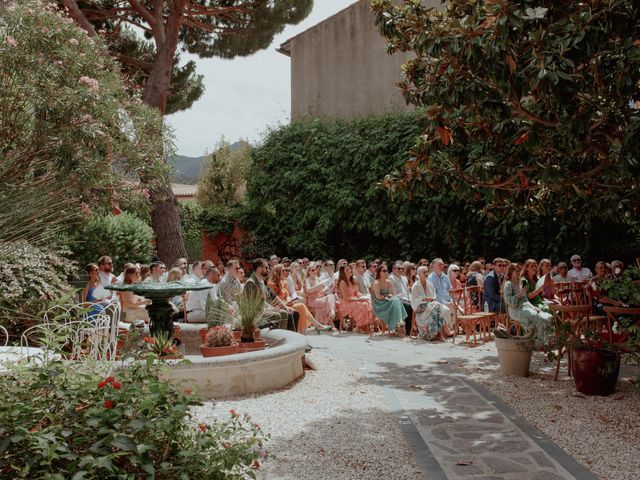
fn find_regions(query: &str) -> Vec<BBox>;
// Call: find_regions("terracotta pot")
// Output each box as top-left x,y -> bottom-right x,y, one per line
254,328 -> 261,339
232,330 -> 242,341
199,328 -> 209,343
239,338 -> 266,352
495,337 -> 533,377
200,343 -> 240,357
571,349 -> 620,396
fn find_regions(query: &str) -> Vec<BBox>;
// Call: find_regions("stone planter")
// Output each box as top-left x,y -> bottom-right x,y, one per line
239,338 -> 266,352
200,343 -> 240,357
571,349 -> 620,396
495,336 -> 533,377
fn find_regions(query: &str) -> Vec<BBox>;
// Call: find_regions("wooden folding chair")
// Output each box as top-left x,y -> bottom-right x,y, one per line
548,304 -> 593,381
603,306 -> 640,348
450,288 -> 481,345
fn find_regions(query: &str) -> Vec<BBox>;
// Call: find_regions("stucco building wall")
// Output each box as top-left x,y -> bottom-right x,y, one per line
279,0 -> 435,120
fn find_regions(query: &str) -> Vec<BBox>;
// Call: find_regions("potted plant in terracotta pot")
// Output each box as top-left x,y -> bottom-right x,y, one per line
200,326 -> 240,357
143,332 -> 183,360
199,296 -> 230,343
235,289 -> 268,351
570,333 -> 621,396
493,326 -> 535,377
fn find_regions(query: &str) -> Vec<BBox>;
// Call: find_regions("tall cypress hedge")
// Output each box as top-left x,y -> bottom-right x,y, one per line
242,112 -> 638,263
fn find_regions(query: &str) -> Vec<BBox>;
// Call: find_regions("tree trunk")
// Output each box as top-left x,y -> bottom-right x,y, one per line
141,4 -> 188,266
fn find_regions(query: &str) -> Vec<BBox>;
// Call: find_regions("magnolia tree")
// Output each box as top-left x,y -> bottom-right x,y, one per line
0,0 -> 167,250
372,0 -> 640,229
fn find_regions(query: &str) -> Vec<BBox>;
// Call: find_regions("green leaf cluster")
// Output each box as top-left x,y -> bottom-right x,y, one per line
242,113 -> 639,261
0,357 -> 267,478
71,212 -> 154,272
371,0 -> 640,231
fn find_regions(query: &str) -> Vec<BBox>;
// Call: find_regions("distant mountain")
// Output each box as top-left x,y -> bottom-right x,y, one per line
168,141 -> 249,185
167,154 -> 206,185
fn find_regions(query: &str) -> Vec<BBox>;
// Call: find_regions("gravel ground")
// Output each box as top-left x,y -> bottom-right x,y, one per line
455,352 -> 640,480
191,352 -> 423,480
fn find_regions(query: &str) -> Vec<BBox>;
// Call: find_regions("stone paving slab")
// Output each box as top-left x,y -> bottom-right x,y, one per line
308,334 -> 598,480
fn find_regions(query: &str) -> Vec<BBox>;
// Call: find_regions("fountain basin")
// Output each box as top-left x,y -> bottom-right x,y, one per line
165,329 -> 307,398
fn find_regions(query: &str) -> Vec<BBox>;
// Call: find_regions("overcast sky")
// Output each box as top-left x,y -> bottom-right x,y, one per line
166,1 -> 357,157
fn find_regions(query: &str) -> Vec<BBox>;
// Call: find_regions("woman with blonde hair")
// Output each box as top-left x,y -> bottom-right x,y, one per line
536,258 -> 556,302
304,261 -> 336,327
522,259 -> 549,312
269,264 -> 330,333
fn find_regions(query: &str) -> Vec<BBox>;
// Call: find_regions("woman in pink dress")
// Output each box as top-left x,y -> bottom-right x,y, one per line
337,265 -> 372,332
304,262 -> 336,326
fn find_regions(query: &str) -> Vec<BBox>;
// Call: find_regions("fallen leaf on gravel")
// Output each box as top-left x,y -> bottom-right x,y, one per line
599,414 -> 611,423
613,394 -> 625,400
572,393 -> 585,399
435,360 -> 449,364
456,459 -> 473,466
552,404 -> 562,411
410,384 -> 422,390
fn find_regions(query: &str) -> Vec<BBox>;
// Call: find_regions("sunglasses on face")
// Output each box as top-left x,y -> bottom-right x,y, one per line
284,269 -> 291,273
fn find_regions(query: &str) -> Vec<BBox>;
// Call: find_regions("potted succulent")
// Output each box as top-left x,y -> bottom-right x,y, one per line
143,332 -> 182,360
235,289 -> 267,350
200,326 -> 240,357
493,326 -> 535,377
570,334 -> 621,396
199,296 -> 229,343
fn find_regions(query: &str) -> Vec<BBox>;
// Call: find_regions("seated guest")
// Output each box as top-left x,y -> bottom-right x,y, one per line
145,261 -> 165,284
97,255 -> 117,293
364,260 -> 377,289
404,262 -> 417,291
288,261 -> 305,298
269,264 -> 328,333
120,265 -> 150,323
245,258 -> 297,331
591,261 -> 624,314
116,263 -> 135,284
522,259 -> 549,312
552,262 -> 571,283
418,258 -> 430,268
337,265 -> 373,332
139,264 -> 150,282
466,261 -> 484,289
353,260 -> 371,297
483,258 -> 506,314
82,263 -> 105,320
568,254 -> 592,282
428,259 -> 454,326
389,261 -> 414,333
166,267 -> 187,320
173,258 -> 189,276
448,264 -> 462,289
305,262 -> 336,327
320,260 -> 336,294
185,261 -> 203,283
536,259 -> 557,303
202,267 -> 221,302
372,265 -> 407,335
411,266 -> 451,340
611,260 -> 624,279
503,263 -> 553,348
219,259 -> 243,305
238,267 -> 246,285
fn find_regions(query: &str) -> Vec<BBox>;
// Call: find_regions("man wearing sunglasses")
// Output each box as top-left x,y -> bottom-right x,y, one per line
483,258 -> 507,313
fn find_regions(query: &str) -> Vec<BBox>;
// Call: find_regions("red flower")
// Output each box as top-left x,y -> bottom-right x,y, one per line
184,386 -> 193,395
97,376 -> 116,389
111,381 -> 122,390
103,400 -> 115,409
230,409 -> 238,417
143,336 -> 155,344
104,376 -> 115,383
251,459 -> 261,470
198,423 -> 207,432
97,380 -> 107,389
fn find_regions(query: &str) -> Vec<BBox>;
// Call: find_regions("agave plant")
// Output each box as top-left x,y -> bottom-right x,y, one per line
236,289 -> 269,342
205,296 -> 232,328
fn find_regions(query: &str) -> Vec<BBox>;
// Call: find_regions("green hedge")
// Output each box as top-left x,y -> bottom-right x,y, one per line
243,112 -> 639,263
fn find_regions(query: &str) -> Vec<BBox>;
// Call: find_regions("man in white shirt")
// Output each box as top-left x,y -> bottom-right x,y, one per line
353,259 -> 371,297
568,255 -> 592,282
183,261 -> 203,283
389,261 -> 413,332
97,256 -> 117,300
185,267 -> 221,322
364,261 -> 377,289
144,262 -> 166,283
320,260 -> 336,294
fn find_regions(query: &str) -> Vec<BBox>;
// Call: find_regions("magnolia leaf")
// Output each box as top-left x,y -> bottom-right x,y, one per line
506,54 -> 517,74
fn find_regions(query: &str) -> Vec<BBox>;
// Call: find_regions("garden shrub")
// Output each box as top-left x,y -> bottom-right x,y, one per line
0,242 -> 77,337
179,202 -> 204,262
244,113 -> 640,262
72,212 -> 153,272
0,356 -> 267,479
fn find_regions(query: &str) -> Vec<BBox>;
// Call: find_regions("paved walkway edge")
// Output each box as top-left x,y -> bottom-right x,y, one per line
454,373 -> 599,480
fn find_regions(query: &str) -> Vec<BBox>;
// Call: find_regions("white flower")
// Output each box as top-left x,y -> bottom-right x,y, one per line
68,38 -> 79,46
523,7 -> 548,20
78,76 -> 99,92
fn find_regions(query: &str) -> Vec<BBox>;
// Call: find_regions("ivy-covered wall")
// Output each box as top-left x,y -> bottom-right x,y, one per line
243,112 -> 638,263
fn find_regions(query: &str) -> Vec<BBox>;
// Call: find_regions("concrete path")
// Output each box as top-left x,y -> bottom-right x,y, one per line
307,333 -> 598,480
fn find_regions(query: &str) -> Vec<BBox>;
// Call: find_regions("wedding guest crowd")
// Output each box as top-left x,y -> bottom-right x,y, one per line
83,252 -> 630,343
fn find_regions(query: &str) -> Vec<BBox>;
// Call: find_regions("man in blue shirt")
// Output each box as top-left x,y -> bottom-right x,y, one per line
428,258 -> 453,329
